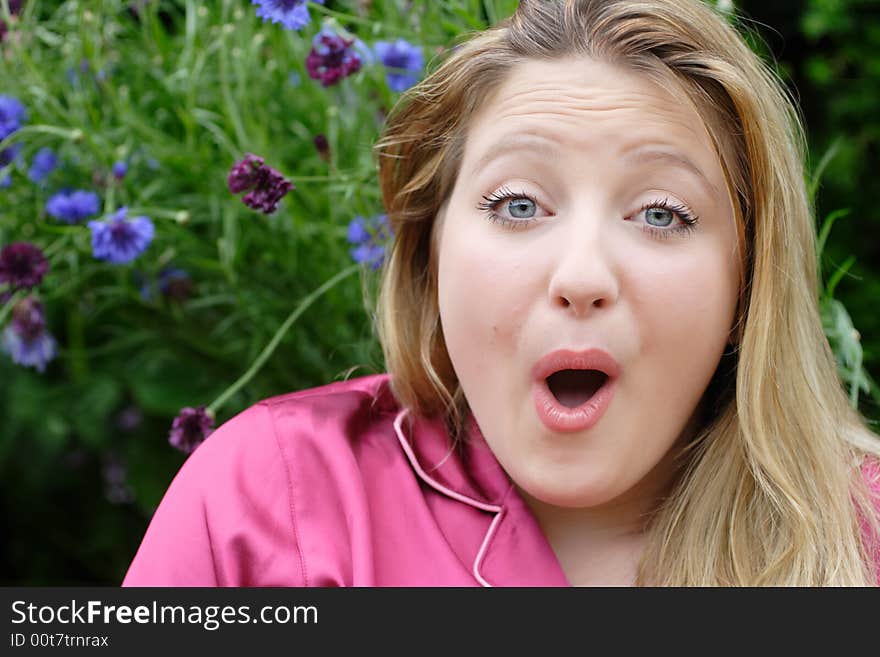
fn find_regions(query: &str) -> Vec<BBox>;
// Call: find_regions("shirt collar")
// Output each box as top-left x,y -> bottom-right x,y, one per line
392,404 -> 570,587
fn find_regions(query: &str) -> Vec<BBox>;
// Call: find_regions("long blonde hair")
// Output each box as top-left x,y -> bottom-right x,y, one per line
373,0 -> 880,585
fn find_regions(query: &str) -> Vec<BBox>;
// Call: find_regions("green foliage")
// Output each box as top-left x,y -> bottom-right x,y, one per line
796,0 -> 880,424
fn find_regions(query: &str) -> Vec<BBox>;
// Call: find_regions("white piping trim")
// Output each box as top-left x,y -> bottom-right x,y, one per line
393,408 -> 503,588
393,408 -> 502,513
473,509 -> 505,587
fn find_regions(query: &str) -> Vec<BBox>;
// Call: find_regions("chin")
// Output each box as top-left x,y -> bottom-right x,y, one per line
516,470 -> 623,509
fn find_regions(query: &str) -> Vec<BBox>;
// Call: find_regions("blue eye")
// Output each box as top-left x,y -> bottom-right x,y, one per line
508,197 -> 537,219
635,198 -> 700,240
645,207 -> 675,227
477,185 -> 542,230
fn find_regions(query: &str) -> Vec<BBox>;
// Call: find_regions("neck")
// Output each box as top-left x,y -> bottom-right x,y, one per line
517,443 -> 684,587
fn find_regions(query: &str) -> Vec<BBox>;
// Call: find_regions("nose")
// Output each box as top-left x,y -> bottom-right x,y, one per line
547,218 -> 620,317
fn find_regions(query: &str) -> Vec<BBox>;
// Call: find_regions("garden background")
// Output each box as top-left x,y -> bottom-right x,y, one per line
1,0 -> 878,585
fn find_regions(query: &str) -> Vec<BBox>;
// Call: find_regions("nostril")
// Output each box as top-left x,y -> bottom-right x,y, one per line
558,295 -> 605,312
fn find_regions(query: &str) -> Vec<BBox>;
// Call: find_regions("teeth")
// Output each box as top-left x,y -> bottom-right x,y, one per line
546,369 -> 607,408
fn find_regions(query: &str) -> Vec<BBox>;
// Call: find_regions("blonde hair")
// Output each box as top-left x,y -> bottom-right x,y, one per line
373,0 -> 880,585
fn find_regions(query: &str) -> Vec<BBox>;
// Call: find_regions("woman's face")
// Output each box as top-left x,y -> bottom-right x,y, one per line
436,57 -> 741,510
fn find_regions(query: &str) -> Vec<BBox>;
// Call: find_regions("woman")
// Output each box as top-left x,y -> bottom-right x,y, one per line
123,0 -> 880,586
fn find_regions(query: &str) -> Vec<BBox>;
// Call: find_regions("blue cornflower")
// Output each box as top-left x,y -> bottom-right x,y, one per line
1,142 -> 22,176
1,297 -> 57,373
112,160 -> 128,180
158,267 -> 192,301
88,207 -> 155,265
251,0 -> 324,31
0,148 -> 14,187
136,266 -> 193,302
347,213 -> 392,270
0,110 -> 24,189
0,94 -> 27,140
28,147 -> 58,184
46,189 -> 101,224
373,39 -> 423,92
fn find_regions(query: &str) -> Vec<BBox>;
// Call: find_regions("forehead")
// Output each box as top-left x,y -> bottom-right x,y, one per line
463,56 -> 721,182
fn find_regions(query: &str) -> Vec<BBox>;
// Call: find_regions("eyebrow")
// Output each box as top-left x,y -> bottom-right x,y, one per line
469,134 -> 720,198
621,144 -> 720,198
469,134 -> 557,179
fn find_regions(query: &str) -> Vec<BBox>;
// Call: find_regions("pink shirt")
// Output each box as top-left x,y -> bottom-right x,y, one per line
123,373 -> 880,587
123,373 -> 569,586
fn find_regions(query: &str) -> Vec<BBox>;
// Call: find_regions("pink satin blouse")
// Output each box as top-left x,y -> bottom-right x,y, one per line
122,373 -> 569,586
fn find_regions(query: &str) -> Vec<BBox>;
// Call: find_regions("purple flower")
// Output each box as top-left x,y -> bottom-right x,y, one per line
347,213 -> 392,269
88,207 -> 155,264
0,94 -> 26,140
227,153 -> 294,214
168,405 -> 215,454
251,0 -> 324,31
227,153 -> 265,193
28,147 -> 58,184
1,297 -> 57,373
112,160 -> 128,180
46,189 -> 101,223
374,38 -> 423,92
306,26 -> 362,87
0,242 -> 49,290
313,134 -> 330,161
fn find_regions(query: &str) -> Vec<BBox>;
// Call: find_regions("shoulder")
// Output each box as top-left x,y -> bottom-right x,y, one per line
201,372 -> 395,456
859,456 -> 880,584
123,373 -> 399,586
175,371 -> 400,529
862,456 -> 880,492
187,372 -> 397,483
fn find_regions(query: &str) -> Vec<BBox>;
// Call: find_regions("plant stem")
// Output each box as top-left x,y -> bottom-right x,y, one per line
207,264 -> 361,414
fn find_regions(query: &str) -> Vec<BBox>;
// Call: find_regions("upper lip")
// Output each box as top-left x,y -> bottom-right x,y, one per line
532,348 -> 622,382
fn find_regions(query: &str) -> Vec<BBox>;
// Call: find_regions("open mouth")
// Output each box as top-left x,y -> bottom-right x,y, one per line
545,369 -> 609,408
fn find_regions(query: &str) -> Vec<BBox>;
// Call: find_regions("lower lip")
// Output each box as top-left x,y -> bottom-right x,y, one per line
531,377 -> 616,433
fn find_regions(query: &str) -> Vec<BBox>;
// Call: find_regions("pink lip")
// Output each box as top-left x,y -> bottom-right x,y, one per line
531,348 -> 620,433
531,348 -> 621,382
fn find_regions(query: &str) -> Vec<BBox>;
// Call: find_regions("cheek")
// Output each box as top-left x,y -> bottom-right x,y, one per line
438,228 -> 530,363
632,246 -> 738,377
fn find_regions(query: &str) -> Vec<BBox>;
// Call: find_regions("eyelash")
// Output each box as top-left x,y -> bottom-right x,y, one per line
476,186 -> 700,240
